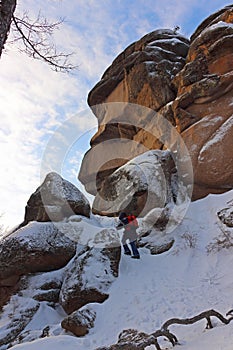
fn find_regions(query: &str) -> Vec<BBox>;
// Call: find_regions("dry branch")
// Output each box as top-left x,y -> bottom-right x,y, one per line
161,308 -> 233,331
96,308 -> 233,350
11,12 -> 77,72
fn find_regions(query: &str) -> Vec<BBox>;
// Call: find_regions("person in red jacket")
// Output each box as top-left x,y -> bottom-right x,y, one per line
116,212 -> 140,259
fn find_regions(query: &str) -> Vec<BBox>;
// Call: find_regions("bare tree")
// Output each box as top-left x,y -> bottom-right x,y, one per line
0,0 -> 16,55
0,0 -> 77,72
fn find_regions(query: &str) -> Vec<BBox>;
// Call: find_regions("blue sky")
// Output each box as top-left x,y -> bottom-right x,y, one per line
0,0 -> 230,229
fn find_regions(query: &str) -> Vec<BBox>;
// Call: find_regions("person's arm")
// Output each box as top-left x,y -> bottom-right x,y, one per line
116,217 -> 128,229
116,222 -> 123,230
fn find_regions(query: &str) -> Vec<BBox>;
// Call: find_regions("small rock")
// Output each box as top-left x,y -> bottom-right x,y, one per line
61,306 -> 96,337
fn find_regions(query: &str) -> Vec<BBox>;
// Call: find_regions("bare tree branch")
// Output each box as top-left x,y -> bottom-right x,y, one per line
96,308 -> 233,350
0,2 -> 78,73
161,308 -> 233,331
10,11 -> 78,72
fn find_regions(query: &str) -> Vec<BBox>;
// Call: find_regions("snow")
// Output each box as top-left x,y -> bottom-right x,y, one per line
205,21 -> 233,32
184,115 -> 224,141
80,249 -> 115,292
148,38 -> 189,47
195,21 -> 233,45
6,336 -> 88,350
41,172 -> 90,205
8,221 -> 76,251
7,215 -> 119,249
2,190 -> 233,350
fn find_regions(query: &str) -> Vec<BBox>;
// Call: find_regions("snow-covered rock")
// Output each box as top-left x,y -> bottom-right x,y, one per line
61,306 -> 96,337
0,190 -> 233,350
217,204 -> 233,227
0,217 -> 122,348
0,221 -> 76,309
0,296 -> 40,348
0,222 -> 77,280
22,172 -> 90,227
21,269 -> 64,304
60,233 -> 121,314
92,150 -> 180,217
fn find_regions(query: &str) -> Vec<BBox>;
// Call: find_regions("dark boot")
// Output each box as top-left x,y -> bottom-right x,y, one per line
123,244 -> 131,255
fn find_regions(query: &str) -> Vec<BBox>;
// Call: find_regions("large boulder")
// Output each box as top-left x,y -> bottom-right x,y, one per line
88,29 -> 189,110
22,172 -> 90,226
60,229 -> 121,314
0,219 -> 75,309
0,222 -> 76,281
92,150 -> 179,217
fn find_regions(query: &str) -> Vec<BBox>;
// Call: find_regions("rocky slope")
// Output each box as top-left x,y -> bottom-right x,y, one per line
79,4 -> 233,215
0,188 -> 233,350
0,171 -> 179,349
0,174 -> 121,347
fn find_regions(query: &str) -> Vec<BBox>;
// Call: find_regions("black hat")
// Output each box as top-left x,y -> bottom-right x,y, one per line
119,212 -> 126,220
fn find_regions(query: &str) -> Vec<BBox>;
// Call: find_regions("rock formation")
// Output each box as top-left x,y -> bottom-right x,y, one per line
92,150 -> 178,217
60,232 -> 121,314
0,177 -> 121,346
22,172 -> 90,227
0,219 -> 121,343
79,4 -> 233,215
174,5 -> 233,199
0,221 -> 77,309
79,29 -> 189,197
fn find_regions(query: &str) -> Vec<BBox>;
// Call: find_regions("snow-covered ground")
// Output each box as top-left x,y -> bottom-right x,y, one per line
1,190 -> 233,350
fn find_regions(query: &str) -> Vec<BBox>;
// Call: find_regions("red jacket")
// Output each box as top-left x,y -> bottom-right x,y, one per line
124,215 -> 139,231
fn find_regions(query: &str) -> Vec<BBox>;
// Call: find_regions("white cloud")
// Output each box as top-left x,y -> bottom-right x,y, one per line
0,48 -> 92,229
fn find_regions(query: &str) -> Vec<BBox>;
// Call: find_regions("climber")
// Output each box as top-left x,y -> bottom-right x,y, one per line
116,212 -> 140,259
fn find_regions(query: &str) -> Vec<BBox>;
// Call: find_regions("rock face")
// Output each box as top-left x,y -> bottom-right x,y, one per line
22,172 -> 90,226
88,29 -> 189,109
79,5 -> 233,212
174,5 -> 233,199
